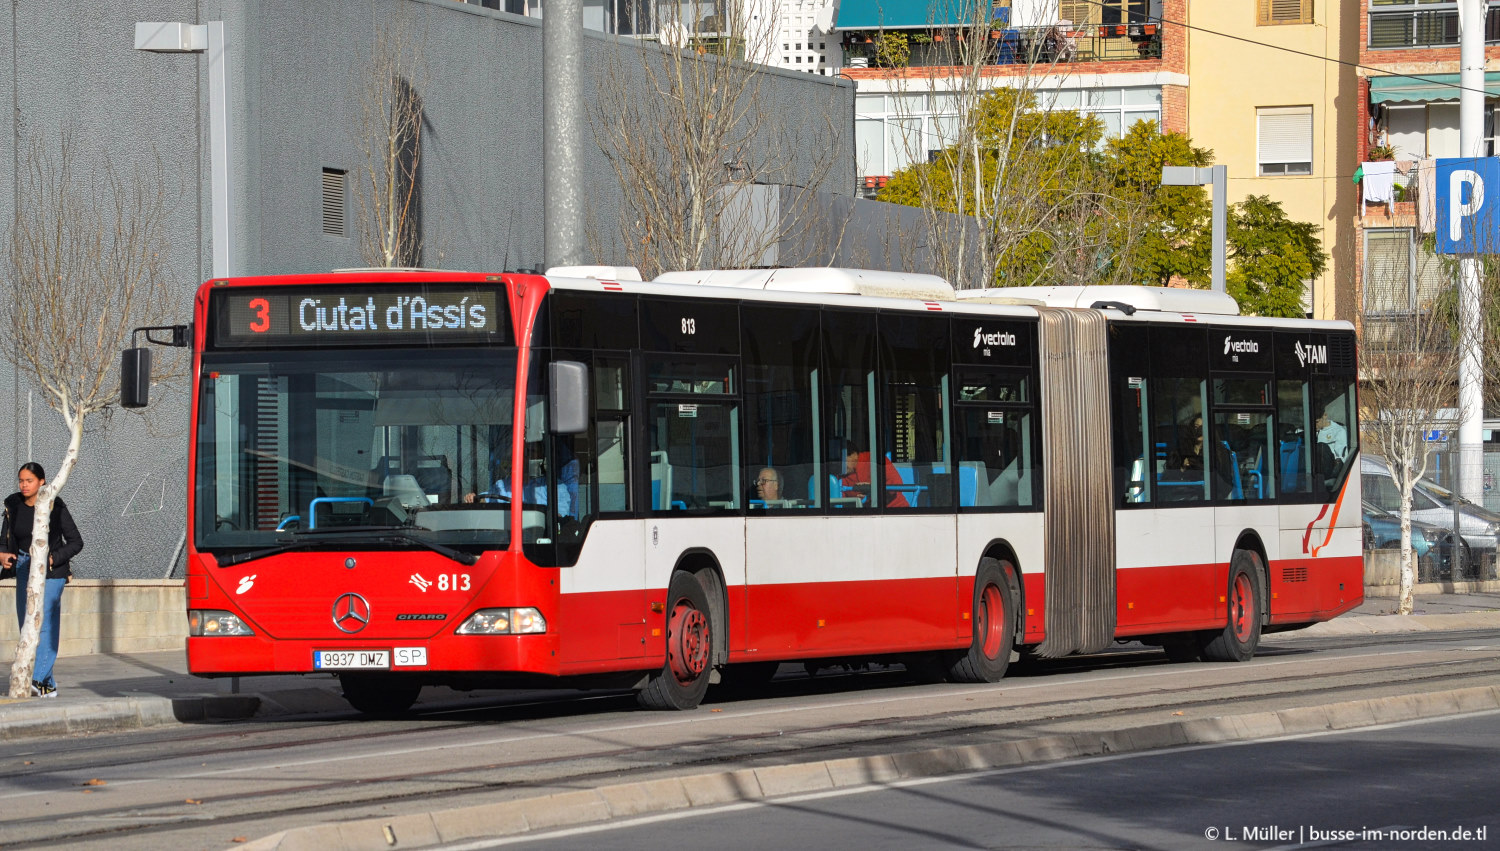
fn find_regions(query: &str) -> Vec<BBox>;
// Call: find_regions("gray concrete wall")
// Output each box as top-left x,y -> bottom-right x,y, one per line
0,0 -> 854,579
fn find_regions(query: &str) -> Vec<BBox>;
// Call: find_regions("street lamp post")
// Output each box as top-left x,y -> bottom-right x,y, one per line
134,21 -> 234,279
1161,165 -> 1227,295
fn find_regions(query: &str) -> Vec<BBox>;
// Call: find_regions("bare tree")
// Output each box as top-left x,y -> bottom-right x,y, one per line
1358,230 -> 1466,614
0,132 -> 180,697
870,2 -> 1155,290
589,0 -> 844,278
353,10 -> 429,268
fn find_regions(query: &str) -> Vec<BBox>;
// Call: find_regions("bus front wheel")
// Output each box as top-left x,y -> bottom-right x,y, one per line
948,557 -> 1017,684
638,571 -> 715,710
1201,550 -> 1264,663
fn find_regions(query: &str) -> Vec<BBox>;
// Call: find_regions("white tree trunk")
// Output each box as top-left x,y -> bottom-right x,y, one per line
1397,483 -> 1416,616
7,412 -> 80,698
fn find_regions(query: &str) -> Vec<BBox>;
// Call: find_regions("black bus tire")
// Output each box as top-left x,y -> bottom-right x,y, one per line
638,571 -> 715,710
1201,550 -> 1264,663
948,557 -> 1017,684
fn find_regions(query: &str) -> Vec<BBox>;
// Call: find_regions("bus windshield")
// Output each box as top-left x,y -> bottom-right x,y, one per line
194,349 -> 520,554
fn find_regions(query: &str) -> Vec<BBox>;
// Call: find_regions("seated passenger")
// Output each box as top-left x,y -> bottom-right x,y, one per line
840,442 -> 909,508
754,467 -> 784,506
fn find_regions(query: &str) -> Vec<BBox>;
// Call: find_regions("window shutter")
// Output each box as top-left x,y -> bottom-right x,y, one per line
1258,0 -> 1311,25
1059,1 -> 1092,26
1258,107 -> 1313,165
1363,230 -> 1412,313
321,168 -> 346,237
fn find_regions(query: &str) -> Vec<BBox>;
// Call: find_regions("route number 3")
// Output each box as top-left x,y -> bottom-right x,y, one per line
248,297 -> 271,333
680,317 -> 696,335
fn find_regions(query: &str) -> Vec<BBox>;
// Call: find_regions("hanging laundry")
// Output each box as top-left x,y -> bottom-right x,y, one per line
1417,158 -> 1437,233
1361,161 -> 1396,215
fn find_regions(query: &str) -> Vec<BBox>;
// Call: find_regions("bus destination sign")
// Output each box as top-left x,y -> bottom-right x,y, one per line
211,286 -> 506,348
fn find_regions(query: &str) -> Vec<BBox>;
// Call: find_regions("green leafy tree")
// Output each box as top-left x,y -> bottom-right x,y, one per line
1225,195 -> 1326,317
878,88 -> 1128,288
1100,121 -> 1212,286
881,96 -> 1327,309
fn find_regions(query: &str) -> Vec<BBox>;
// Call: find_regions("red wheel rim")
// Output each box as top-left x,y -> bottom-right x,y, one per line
1230,573 -> 1255,643
978,583 -> 1006,659
667,601 -> 710,684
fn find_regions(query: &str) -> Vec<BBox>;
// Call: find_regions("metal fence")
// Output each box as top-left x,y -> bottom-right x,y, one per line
1378,446 -> 1500,583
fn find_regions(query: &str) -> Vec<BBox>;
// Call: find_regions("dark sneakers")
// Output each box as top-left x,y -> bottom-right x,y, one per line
31,681 -> 55,698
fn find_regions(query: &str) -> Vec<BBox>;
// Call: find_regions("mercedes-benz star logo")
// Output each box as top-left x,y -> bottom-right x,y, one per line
332,593 -> 371,634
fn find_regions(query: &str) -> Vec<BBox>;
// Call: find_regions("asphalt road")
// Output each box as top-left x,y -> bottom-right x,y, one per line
503,711 -> 1500,851
3,629 -> 1498,851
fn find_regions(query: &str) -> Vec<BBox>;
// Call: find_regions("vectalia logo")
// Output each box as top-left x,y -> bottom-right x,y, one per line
973,328 -> 1017,348
1223,335 -> 1259,355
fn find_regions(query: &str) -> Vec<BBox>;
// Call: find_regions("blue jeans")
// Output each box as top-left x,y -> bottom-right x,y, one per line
13,555 -> 64,688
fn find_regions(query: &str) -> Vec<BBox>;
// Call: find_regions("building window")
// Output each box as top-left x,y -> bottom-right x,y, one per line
321,168 -> 347,237
1363,228 -> 1448,314
1257,106 -> 1313,176
854,87 -> 1162,179
1368,1 -> 1500,49
1258,0 -> 1312,26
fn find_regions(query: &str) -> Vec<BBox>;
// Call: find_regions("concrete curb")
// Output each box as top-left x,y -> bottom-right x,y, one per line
237,685 -> 1500,851
0,694 -> 259,741
1363,579 -> 1500,597
1299,610 -> 1500,636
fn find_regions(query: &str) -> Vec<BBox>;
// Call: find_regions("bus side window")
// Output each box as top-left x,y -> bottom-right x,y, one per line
823,310 -> 879,513
1109,324 -> 1151,505
594,358 -> 632,513
879,313 -> 953,510
742,306 -> 820,510
1149,327 -> 1210,504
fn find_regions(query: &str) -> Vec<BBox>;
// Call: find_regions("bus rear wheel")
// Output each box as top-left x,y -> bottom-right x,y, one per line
1201,550 -> 1264,663
340,673 -> 421,716
948,557 -> 1017,684
638,571 -> 715,710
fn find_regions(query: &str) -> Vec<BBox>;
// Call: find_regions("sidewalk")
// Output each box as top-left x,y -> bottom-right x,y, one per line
1,589 -> 1497,742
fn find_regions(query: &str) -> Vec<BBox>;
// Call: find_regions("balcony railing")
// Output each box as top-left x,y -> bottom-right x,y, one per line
1368,7 -> 1500,49
843,24 -> 1162,70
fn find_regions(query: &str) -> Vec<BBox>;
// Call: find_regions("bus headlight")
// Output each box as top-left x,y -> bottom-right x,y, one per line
188,610 -> 255,637
456,607 -> 547,635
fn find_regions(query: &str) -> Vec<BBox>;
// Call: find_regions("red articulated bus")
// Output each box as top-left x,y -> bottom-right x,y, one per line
123,266 -> 1363,714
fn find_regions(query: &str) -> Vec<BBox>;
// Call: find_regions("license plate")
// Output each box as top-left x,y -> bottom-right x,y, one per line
313,650 -> 389,670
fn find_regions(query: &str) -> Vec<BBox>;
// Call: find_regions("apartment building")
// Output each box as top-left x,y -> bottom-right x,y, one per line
838,0 -> 1186,194
832,1 -> 1357,320
1355,0 -> 1500,335
1187,1 -> 1358,321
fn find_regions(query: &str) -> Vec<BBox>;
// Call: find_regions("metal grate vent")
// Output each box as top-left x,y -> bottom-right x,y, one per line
1282,565 -> 1308,583
1329,335 -> 1356,372
321,168 -> 346,236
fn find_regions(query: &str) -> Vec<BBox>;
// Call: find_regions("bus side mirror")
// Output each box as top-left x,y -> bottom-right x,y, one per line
120,348 -> 152,409
549,361 -> 589,434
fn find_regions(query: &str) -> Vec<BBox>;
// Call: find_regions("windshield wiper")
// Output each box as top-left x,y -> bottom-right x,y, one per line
370,530 -> 479,566
216,528 -> 479,567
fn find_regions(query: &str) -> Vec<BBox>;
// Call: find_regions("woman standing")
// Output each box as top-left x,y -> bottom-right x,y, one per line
0,463 -> 82,698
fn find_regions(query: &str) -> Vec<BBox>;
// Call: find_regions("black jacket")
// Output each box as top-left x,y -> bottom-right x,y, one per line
1,492 -> 83,581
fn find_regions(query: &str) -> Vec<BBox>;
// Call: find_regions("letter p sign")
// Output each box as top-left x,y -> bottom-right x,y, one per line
1450,170 -> 1483,241
1437,157 -> 1500,255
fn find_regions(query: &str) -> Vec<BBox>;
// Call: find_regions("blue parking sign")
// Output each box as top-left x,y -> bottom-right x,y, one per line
1437,157 -> 1500,254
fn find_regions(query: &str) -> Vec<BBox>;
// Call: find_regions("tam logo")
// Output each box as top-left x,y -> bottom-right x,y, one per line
1294,341 -> 1327,368
236,574 -> 257,595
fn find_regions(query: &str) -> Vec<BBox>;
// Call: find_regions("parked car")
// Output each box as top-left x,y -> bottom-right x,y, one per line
1361,500 -> 1436,557
1361,454 -> 1500,552
1360,498 -> 1469,580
